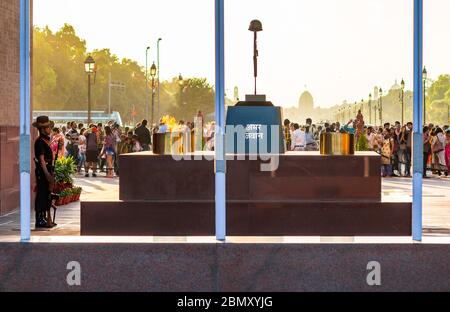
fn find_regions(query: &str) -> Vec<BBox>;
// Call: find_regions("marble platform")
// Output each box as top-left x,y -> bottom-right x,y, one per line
81,152 -> 412,236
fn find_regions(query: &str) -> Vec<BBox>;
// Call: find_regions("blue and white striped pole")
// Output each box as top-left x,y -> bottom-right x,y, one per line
20,0 -> 31,242
412,0 -> 423,241
215,0 -> 226,241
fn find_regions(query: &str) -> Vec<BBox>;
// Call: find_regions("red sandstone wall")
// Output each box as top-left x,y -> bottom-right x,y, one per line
0,0 -> 21,215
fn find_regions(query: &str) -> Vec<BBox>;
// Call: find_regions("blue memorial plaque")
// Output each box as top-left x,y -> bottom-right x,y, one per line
226,102 -> 285,154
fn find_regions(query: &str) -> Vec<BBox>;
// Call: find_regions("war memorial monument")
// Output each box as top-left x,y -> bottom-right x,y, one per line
81,20 -> 411,237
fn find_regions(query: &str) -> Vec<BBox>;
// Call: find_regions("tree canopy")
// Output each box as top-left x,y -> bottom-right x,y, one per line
33,24 -> 449,126
426,75 -> 450,125
33,24 -> 215,126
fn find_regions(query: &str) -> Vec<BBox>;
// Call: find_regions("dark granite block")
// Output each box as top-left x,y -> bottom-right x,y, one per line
81,201 -> 411,236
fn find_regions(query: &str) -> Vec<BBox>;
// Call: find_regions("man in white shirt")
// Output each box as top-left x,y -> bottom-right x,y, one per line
291,123 -> 306,151
366,126 -> 376,151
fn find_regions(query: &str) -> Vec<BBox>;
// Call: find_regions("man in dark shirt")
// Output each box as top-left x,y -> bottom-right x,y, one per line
405,122 -> 413,177
283,119 -> 291,151
33,116 -> 57,228
135,119 -> 151,151
85,124 -> 99,177
66,121 -> 80,165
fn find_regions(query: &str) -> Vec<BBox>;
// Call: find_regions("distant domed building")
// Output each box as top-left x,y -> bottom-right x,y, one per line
283,90 -> 323,124
389,80 -> 401,92
298,91 -> 314,111
298,90 -> 314,121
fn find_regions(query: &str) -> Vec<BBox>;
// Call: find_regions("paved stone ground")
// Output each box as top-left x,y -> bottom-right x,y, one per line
0,173 -> 449,238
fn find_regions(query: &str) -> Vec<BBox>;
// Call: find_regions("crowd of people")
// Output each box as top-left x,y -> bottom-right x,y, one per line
48,111 -> 449,180
49,111 -> 216,178
50,120 -> 153,178
283,113 -> 450,178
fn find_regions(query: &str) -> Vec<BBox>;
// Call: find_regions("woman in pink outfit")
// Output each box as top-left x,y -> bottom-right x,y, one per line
50,127 -> 65,159
445,129 -> 450,173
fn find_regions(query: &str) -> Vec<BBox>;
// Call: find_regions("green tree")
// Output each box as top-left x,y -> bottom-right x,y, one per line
33,24 -> 218,126
179,78 -> 215,121
33,26 -> 57,102
426,75 -> 450,125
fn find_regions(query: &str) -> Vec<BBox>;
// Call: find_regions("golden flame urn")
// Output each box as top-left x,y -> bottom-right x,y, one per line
320,132 -> 355,155
152,132 -> 195,155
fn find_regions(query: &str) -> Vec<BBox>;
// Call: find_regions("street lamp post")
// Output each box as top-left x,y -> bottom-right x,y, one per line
145,47 -> 150,122
157,38 -> 162,118
108,74 -> 126,116
379,88 -> 383,125
423,66 -> 427,125
178,73 -> 184,107
369,93 -> 372,125
84,55 -> 96,125
150,62 -> 157,126
401,79 -> 405,125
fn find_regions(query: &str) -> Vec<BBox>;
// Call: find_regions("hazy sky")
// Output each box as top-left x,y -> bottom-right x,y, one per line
34,0 -> 450,108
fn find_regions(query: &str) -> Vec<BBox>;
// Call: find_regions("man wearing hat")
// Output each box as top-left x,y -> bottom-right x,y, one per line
33,116 -> 57,228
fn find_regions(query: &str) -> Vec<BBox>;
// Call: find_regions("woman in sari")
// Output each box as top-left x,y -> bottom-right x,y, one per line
445,129 -> 450,174
50,127 -> 65,159
431,127 -> 447,176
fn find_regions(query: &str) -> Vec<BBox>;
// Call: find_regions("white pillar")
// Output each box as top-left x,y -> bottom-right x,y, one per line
20,0 -> 31,242
412,0 -> 423,241
215,0 -> 226,241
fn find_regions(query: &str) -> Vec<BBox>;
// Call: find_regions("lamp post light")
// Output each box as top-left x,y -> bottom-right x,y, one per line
84,55 -> 96,124
423,66 -> 427,125
178,73 -> 185,107
150,62 -> 157,126
374,101 -> 377,126
401,78 -> 405,125
145,46 -> 150,122
379,88 -> 383,125
157,38 -> 162,118
369,93 -> 372,125
108,74 -> 126,115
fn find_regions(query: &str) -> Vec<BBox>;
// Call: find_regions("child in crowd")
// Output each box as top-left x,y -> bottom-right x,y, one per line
380,129 -> 394,177
78,128 -> 87,173
131,134 -> 143,152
